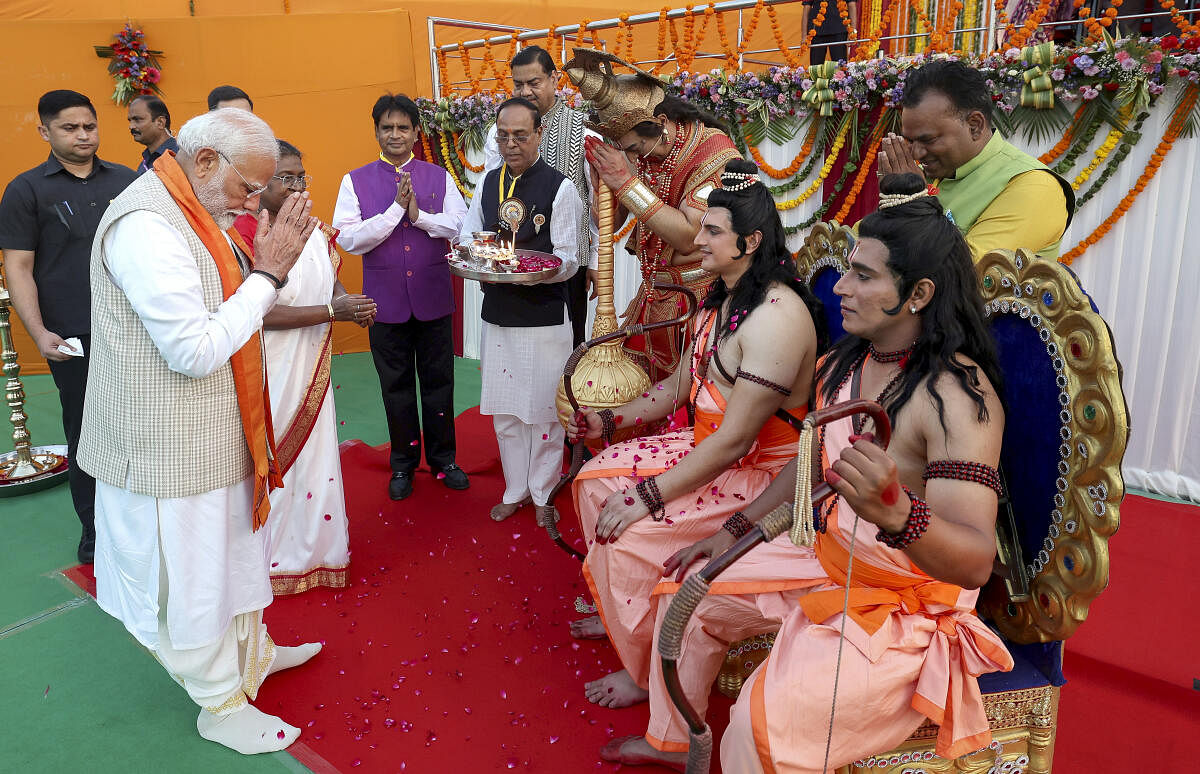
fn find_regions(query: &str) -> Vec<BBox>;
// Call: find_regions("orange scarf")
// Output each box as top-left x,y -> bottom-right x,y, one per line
153,151 -> 282,531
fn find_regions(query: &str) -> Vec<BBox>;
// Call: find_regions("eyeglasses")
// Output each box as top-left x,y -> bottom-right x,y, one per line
496,133 -> 534,146
273,174 -> 312,190
216,150 -> 270,197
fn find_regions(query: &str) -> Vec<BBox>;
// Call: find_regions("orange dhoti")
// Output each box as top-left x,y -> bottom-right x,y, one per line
721,382 -> 1014,772
573,309 -> 808,694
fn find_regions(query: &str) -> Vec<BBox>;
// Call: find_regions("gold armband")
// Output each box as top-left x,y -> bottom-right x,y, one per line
617,178 -> 665,221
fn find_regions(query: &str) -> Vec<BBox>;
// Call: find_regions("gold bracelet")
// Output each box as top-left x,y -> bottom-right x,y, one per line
326,303 -> 335,321
617,179 -> 664,221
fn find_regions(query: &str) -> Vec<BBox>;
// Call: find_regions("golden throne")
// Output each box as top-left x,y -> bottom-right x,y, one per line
716,244 -> 1129,774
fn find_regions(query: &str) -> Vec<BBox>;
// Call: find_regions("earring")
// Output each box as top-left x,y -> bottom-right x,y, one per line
910,305 -> 918,314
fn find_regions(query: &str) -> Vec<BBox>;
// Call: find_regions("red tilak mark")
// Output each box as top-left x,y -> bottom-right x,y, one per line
881,481 -> 901,506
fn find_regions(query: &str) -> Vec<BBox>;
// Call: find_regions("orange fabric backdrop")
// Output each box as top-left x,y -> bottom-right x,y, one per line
0,10 -> 419,374
0,1 -> 811,376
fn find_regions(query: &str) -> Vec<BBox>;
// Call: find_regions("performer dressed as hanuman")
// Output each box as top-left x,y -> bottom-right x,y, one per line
566,50 -> 742,382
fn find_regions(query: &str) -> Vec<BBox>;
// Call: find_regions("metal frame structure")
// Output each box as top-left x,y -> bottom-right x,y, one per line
428,0 -> 1200,98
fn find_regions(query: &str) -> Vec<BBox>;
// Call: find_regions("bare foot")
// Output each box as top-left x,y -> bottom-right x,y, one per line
584,669 -> 649,708
490,496 -> 532,522
197,704 -> 299,754
266,642 -> 321,678
599,735 -> 687,771
535,504 -> 561,527
569,614 -> 606,640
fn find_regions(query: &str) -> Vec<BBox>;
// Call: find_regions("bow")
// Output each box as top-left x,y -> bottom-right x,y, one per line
1020,42 -> 1057,109
803,61 -> 840,117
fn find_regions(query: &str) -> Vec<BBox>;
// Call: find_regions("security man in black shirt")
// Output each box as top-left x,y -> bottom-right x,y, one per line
0,90 -> 136,563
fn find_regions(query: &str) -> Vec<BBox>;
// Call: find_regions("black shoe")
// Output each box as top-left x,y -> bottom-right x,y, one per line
436,463 -> 470,490
388,471 -> 414,501
77,525 -> 96,564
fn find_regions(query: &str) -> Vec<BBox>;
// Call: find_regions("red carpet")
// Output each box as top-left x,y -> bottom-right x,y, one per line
64,415 -> 1197,771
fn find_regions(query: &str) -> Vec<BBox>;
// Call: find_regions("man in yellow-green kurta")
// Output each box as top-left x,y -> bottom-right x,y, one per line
878,59 -> 1075,261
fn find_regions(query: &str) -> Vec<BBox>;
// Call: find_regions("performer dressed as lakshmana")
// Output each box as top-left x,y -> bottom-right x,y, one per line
698,174 -> 1014,773
565,50 -> 742,382
234,140 -> 376,594
566,161 -> 826,733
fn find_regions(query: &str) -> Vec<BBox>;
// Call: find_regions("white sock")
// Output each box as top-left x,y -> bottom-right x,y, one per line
267,642 -> 322,677
196,704 -> 300,754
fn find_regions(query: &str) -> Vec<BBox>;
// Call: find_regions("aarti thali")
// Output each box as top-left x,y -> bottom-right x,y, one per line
447,231 -> 562,284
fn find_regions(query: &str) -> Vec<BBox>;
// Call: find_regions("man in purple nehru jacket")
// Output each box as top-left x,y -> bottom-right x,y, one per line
334,94 -> 469,501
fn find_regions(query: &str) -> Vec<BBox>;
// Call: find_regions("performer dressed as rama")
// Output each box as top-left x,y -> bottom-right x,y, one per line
565,49 -> 742,382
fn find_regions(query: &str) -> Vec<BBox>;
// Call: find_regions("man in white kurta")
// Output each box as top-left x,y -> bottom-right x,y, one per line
78,109 -> 322,755
459,98 -> 583,526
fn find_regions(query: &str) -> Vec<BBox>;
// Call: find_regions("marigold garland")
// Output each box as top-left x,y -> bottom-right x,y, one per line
1077,110 -> 1150,207
792,117 -> 873,232
452,132 -> 485,173
835,0 -> 860,54
777,116 -> 853,211
1039,104 -> 1088,164
1159,0 -> 1200,38
833,120 -> 888,222
716,10 -> 739,70
766,3 -> 803,67
797,1 -> 829,61
1007,0 -> 1058,48
1071,126 -> 1123,190
480,41 -> 504,86
1060,84 -> 1198,265
750,119 -> 821,179
458,43 -> 482,94
437,131 -> 474,199
739,0 -> 766,59
436,48 -> 451,96
1053,115 -> 1104,176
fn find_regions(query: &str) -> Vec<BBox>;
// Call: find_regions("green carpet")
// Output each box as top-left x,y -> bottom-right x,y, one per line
1,353 -> 481,773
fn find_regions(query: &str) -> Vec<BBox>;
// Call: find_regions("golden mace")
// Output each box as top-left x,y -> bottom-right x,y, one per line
554,181 -> 652,439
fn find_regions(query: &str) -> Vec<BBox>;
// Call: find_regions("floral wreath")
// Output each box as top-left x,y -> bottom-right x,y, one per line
94,23 -> 164,106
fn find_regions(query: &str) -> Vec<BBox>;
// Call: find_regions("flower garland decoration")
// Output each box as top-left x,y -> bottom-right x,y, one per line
93,23 -> 163,106
656,9 -> 670,68
835,0 -> 860,55
433,130 -> 474,200
1007,0 -> 1059,50
1053,115 -> 1104,175
833,118 -> 890,222
1039,103 -> 1088,163
436,48 -> 451,96
739,0 -> 767,60
766,3 -> 803,68
1071,125 -> 1123,189
1060,83 -> 1198,264
458,43 -> 482,93
480,41 -> 504,86
769,139 -> 828,194
777,116 -> 853,211
452,132 -> 485,173
1075,109 -> 1150,205
1159,0 -> 1200,38
750,118 -> 821,178
790,115 -> 874,233
716,9 -> 739,71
